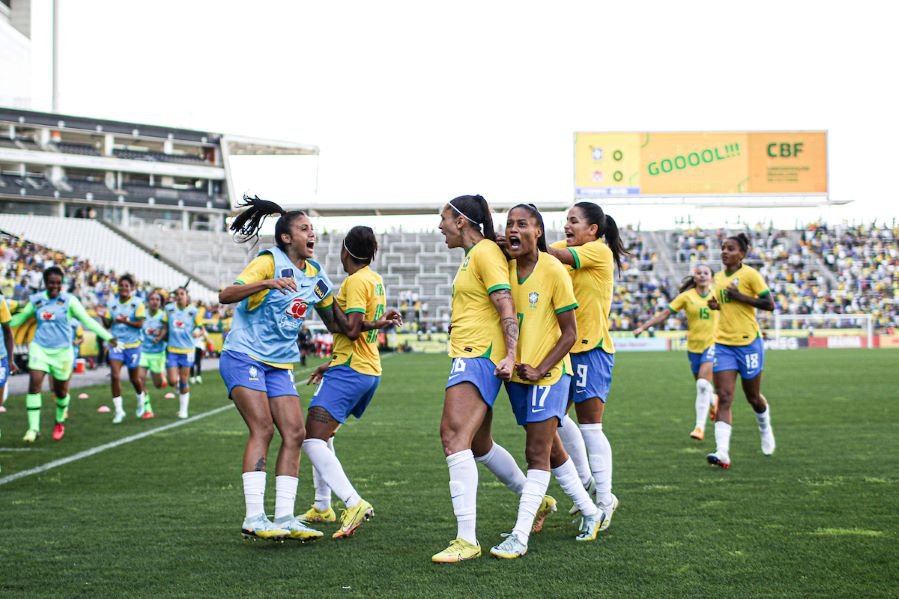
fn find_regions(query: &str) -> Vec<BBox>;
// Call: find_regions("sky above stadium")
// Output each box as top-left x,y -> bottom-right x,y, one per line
26,0 -> 899,229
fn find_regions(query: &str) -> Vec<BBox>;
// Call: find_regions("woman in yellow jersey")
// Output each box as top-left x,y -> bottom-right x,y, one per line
301,226 -> 401,539
218,196 -> 339,542
0,293 -> 17,414
546,202 -> 628,529
432,194 -> 539,564
488,204 -> 604,560
706,233 -> 776,469
634,264 -> 720,440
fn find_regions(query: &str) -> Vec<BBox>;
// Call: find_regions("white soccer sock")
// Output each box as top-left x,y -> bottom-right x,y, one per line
2,384 -> 8,402
303,438 -> 360,509
242,471 -> 266,519
179,392 -> 190,415
552,458 -> 599,517
511,469 -> 551,544
695,379 -> 714,431
312,438 -> 333,511
112,396 -> 123,413
475,442 -> 526,495
756,406 -> 771,433
715,421 -> 732,457
274,475 -> 298,521
580,423 -> 613,507
446,449 -> 478,545
137,392 -> 146,409
558,415 -> 593,487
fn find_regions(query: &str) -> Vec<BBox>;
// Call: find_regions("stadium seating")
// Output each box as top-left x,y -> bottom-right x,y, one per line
0,214 -> 217,302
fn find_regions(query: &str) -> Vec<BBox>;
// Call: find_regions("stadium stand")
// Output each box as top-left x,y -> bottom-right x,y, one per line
0,214 -> 217,302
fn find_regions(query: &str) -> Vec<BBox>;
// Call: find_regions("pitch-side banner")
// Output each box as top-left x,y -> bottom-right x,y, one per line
575,132 -> 827,197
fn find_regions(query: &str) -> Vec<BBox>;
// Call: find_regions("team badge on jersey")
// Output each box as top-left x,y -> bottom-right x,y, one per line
40,310 -> 55,321
528,292 -> 539,307
174,319 -> 186,329
314,279 -> 330,300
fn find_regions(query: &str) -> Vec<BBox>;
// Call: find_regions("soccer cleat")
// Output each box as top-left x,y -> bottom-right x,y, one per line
707,453 -> 731,469
490,533 -> 528,559
112,411 -> 126,424
241,514 -> 289,540
196,375 -> 203,384
300,505 -> 337,523
599,494 -> 618,531
273,516 -> 324,542
177,410 -> 188,419
333,499 -> 374,539
431,538 -> 482,563
22,429 -> 39,443
189,376 -> 195,384
532,495 -> 557,533
690,427 -> 705,440
52,423 -> 65,441
761,427 -> 776,456
136,402 -> 145,419
576,511 -> 605,542
142,411 -> 155,420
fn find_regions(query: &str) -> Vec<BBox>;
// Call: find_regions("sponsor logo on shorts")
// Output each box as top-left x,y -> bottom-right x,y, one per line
248,366 -> 259,381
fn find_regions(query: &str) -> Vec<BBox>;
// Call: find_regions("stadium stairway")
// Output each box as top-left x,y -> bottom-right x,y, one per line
0,214 -> 218,302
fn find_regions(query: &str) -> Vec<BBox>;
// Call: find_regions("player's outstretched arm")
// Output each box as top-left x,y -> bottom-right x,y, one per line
634,308 -> 672,336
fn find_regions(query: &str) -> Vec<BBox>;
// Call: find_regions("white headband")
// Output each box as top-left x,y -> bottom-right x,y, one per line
449,201 -> 480,226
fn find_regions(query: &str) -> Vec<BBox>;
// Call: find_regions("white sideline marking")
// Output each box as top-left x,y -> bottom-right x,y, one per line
0,404 -> 234,487
0,448 -> 45,453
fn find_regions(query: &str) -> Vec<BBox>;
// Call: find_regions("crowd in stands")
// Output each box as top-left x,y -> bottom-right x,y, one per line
0,235 -> 233,360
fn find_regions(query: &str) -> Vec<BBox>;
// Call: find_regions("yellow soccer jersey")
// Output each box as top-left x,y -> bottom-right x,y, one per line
714,265 -> 770,346
331,266 -> 385,376
510,252 -> 578,385
449,240 -> 512,364
235,253 -> 335,311
550,239 -> 615,354
0,297 -> 10,324
668,287 -> 718,353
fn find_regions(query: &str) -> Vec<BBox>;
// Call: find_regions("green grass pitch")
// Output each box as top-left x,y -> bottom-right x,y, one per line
1,350 -> 897,598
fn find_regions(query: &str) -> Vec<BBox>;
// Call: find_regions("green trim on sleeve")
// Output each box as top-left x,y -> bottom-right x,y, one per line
486,284 -> 511,294
233,279 -> 246,285
554,303 -> 578,314
69,298 -> 113,341
758,290 -> 771,297
667,305 -> 677,313
344,308 -> 367,314
567,247 -> 581,269
8,302 -> 35,328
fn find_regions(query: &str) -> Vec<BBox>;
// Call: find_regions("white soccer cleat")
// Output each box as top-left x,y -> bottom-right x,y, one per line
761,428 -> 776,455
177,410 -> 188,419
598,494 -> 619,532
112,411 -> 126,424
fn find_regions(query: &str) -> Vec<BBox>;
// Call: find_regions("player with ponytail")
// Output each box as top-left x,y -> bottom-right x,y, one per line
705,232 -> 776,469
218,195 -> 337,542
546,201 -> 629,531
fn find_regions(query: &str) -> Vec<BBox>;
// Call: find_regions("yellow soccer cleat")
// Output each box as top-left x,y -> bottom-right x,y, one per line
333,499 -> 374,539
532,494 -> 557,533
432,538 -> 482,563
22,429 -> 39,443
274,516 -> 324,542
240,514 -> 289,541
690,427 -> 705,440
300,504 -> 337,523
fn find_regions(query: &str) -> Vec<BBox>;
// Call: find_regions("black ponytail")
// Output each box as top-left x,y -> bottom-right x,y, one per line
230,194 -> 307,251
448,194 -> 496,242
511,204 -> 548,252
573,201 -> 630,273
